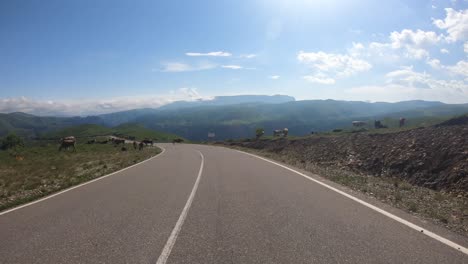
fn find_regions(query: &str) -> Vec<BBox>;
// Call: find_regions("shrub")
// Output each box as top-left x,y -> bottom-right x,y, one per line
255,128 -> 265,140
1,133 -> 24,150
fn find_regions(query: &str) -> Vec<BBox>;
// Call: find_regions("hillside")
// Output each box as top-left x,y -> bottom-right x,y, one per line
41,123 -> 182,142
157,94 -> 295,111
223,115 -> 468,191
2,98 -> 468,140
134,100 -> 468,140
0,112 -> 105,138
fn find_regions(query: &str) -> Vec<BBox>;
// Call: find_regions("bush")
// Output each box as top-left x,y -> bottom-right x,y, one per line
255,128 -> 265,140
1,133 -> 24,150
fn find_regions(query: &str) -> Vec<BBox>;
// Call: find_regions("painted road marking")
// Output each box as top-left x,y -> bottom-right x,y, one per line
236,149 -> 468,255
0,147 -> 166,216
156,150 -> 205,264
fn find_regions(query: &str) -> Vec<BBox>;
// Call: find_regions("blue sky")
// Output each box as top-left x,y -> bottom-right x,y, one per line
1,0 -> 468,115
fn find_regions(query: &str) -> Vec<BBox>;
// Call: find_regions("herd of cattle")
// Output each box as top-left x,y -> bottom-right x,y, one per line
271,118 -> 406,138
58,118 -> 407,149
58,136 -> 184,151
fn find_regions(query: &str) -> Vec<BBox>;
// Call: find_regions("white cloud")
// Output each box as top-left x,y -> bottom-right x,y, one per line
345,82 -> 468,103
185,51 -> 232,57
446,60 -> 468,77
344,67 -> 468,103
269,75 -> 280,80
433,8 -> 468,42
464,42 -> 468,53
298,51 -> 372,83
159,62 -> 191,72
389,29 -> 442,59
426,58 -> 442,69
221,65 -> 243,70
440,48 -> 450,54
352,28 -> 446,62
0,88 -> 212,116
385,66 -> 431,88
240,54 -> 257,59
160,62 -> 216,72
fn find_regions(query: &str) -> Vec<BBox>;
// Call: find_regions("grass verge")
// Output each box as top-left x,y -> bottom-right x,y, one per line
0,143 -> 161,211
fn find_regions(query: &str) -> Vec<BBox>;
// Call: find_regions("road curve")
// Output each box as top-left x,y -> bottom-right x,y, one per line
1,144 -> 467,263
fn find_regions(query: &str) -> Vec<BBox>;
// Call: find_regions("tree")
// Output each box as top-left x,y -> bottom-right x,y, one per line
255,128 -> 265,140
1,133 -> 24,150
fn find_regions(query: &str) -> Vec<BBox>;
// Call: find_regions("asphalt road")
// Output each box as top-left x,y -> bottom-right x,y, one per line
1,144 -> 467,263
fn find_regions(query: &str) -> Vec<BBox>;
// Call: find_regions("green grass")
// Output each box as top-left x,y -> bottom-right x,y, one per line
112,123 -> 182,142
0,142 -> 161,211
40,124 -> 113,138
40,123 -> 184,142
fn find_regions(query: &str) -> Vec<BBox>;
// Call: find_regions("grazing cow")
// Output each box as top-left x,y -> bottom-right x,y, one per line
133,141 -> 137,150
352,121 -> 367,127
172,138 -> 184,144
399,117 -> 406,128
142,139 -> 153,146
138,142 -> 144,150
273,128 -> 289,137
59,136 -> 76,151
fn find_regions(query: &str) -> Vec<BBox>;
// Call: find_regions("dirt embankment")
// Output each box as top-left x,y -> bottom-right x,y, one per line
224,118 -> 468,192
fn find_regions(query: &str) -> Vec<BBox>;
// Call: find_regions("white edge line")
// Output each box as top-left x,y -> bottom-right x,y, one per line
156,150 -> 205,264
234,149 -> 468,255
0,147 -> 166,216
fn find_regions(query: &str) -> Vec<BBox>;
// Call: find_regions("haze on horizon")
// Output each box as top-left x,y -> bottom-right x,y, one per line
1,0 -> 468,116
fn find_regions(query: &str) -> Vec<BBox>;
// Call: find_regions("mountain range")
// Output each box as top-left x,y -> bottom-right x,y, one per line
1,95 -> 467,140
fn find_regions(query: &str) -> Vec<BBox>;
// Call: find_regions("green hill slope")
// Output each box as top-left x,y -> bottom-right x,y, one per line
41,123 -> 182,142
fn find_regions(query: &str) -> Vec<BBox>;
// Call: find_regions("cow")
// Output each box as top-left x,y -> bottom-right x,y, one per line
138,142 -> 145,150
352,121 -> 367,127
133,141 -> 138,150
273,128 -> 289,137
399,117 -> 406,128
59,136 -> 76,151
87,139 -> 96,144
172,138 -> 184,144
142,139 -> 153,146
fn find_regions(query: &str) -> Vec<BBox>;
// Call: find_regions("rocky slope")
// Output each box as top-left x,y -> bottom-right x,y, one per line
224,115 -> 468,191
